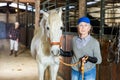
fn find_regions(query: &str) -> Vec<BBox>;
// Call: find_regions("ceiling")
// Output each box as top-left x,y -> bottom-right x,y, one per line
0,0 -> 78,13
0,0 -> 119,13
0,0 -> 34,3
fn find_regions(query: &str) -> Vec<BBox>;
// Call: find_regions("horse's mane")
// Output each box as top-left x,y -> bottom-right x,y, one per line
40,16 -> 47,36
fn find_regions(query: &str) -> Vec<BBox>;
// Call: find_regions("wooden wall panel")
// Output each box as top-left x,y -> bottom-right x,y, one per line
0,13 -> 6,22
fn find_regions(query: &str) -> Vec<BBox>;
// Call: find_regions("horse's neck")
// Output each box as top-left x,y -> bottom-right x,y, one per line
37,26 -> 51,56
34,27 -> 40,35
41,35 -> 51,56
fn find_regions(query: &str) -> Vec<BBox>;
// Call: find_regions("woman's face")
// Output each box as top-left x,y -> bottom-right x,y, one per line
15,23 -> 19,29
77,22 -> 91,36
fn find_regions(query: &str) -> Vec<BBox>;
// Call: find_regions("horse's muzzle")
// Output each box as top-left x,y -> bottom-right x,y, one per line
51,48 -> 60,56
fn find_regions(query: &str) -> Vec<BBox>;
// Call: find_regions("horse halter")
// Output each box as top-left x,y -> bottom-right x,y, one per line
48,36 -> 63,48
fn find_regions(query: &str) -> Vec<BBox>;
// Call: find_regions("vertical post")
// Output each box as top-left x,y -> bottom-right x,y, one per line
47,0 -> 49,10
99,0 -> 105,80
35,0 -> 40,31
65,0 -> 70,32
25,3 -> 28,28
6,3 -> 10,23
25,3 -> 28,47
31,4 -> 34,27
74,8 -> 77,26
55,0 -> 58,8
6,3 -> 10,38
16,0 -> 19,22
79,0 -> 86,18
100,0 -> 105,40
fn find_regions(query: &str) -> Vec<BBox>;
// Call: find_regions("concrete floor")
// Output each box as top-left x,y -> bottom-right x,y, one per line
0,39 -> 63,80
0,39 -> 38,80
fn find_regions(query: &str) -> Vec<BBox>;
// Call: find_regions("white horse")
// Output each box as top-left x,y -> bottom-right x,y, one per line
30,8 -> 63,80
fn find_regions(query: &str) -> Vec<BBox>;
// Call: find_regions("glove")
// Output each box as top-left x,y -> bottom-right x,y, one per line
87,56 -> 98,63
81,55 -> 98,63
60,49 -> 74,57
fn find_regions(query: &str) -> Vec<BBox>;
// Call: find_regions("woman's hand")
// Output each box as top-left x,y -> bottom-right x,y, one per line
81,56 -> 88,63
16,39 -> 19,42
9,35 -> 12,38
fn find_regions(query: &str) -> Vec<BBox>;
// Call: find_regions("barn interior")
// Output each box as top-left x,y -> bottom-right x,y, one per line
0,0 -> 120,80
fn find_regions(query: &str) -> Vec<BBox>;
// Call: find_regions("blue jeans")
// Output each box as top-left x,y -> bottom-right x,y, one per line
71,67 -> 96,80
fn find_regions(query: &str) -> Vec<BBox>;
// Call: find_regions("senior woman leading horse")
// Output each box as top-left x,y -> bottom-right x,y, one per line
60,17 -> 102,80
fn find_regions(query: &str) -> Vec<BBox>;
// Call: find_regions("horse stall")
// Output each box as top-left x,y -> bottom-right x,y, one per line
59,32 -> 120,80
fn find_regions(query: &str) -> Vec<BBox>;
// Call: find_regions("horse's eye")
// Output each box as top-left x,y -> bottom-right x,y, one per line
60,27 -> 65,30
60,27 -> 63,30
47,27 -> 49,30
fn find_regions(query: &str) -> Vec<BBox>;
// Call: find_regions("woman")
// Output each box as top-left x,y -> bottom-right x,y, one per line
60,16 -> 102,80
9,22 -> 20,57
71,16 -> 102,80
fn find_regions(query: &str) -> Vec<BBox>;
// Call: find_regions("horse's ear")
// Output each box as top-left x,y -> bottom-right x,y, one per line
40,10 -> 49,18
58,8 -> 62,17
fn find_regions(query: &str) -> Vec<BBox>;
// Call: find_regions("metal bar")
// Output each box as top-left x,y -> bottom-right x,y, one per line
105,17 -> 120,19
65,0 -> 70,32
46,4 -> 55,9
105,12 -> 120,14
17,0 -> 19,22
87,5 -> 120,13
105,6 -> 120,10
25,3 -> 28,47
6,3 -> 9,23
31,4 -> 34,27
88,10 -> 100,13
100,0 -> 105,39
88,8 -> 120,14
55,0 -> 58,8
99,1 -> 105,80
41,0 -> 50,4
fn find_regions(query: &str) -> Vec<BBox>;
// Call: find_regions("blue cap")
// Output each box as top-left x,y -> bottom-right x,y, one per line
77,16 -> 90,25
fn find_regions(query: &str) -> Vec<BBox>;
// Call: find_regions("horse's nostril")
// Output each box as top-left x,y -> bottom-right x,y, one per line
51,50 -> 54,54
51,49 -> 60,56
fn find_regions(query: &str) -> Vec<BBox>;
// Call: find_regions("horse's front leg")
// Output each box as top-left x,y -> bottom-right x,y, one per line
38,62 -> 47,80
50,63 -> 59,80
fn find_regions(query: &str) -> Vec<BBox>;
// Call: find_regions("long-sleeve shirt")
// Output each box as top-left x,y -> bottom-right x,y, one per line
71,35 -> 102,72
9,27 -> 20,40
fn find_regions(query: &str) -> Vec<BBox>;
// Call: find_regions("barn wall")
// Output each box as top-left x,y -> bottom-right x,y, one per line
59,33 -> 75,80
0,13 -> 17,23
88,7 -> 100,18
8,14 -> 17,23
0,13 -> 6,22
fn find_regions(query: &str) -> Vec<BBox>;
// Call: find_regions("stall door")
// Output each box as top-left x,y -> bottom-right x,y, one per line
0,22 -> 6,39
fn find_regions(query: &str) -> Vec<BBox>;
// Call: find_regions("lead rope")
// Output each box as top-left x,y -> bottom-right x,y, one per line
59,58 -> 81,67
59,56 -> 88,80
80,56 -> 88,80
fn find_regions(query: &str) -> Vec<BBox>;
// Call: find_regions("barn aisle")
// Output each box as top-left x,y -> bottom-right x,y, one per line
0,39 -> 38,80
0,39 -> 64,80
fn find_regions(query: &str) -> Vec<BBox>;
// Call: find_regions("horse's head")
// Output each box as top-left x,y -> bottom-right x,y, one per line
41,8 -> 64,56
